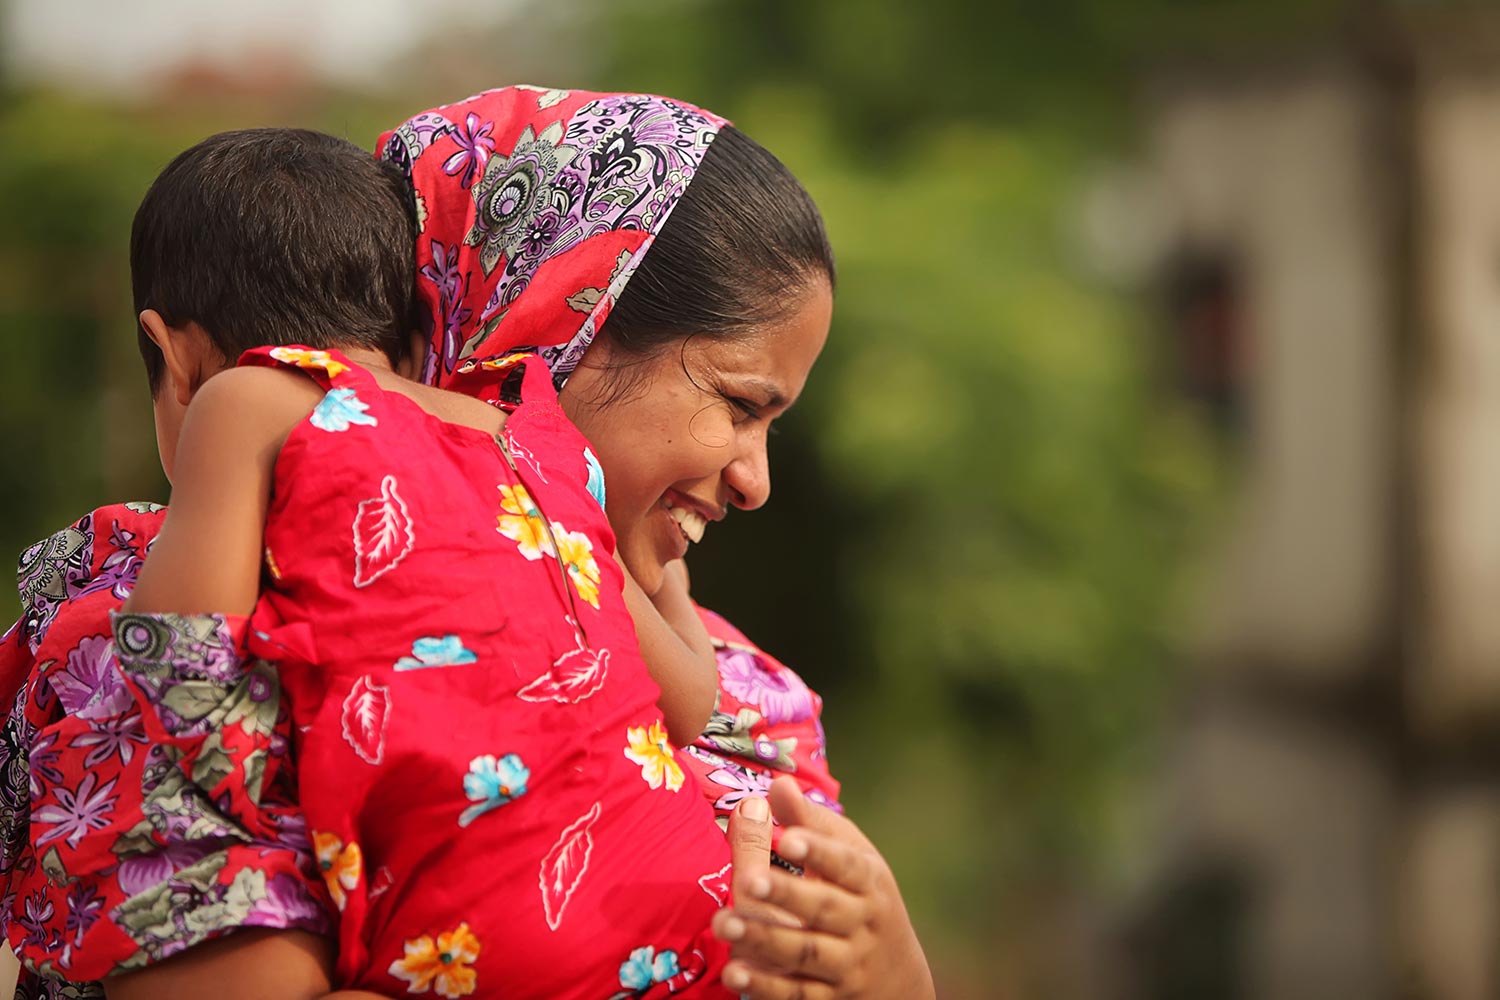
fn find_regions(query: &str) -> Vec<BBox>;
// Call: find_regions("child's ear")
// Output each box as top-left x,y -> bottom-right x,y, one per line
140,311 -> 218,406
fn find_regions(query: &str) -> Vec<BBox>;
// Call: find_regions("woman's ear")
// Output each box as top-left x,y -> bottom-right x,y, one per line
139,311 -> 218,406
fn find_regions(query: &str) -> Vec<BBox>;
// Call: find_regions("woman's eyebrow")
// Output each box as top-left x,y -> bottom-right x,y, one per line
742,378 -> 789,410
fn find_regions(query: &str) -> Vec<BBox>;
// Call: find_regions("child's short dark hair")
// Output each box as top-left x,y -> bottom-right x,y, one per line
131,128 -> 416,394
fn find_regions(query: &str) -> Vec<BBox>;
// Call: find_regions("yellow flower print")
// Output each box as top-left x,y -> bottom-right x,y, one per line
458,352 -> 529,376
553,524 -> 601,609
313,831 -> 362,911
623,720 -> 684,792
268,346 -> 350,378
496,484 -> 553,560
388,922 -> 481,998
477,352 -> 530,371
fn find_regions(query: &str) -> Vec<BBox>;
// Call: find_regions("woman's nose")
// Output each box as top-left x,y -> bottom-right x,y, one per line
724,437 -> 771,511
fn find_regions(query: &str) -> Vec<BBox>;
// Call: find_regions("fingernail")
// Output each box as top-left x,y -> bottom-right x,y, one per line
721,915 -> 747,941
741,796 -> 769,822
779,835 -> 807,862
724,965 -> 750,990
749,876 -> 771,899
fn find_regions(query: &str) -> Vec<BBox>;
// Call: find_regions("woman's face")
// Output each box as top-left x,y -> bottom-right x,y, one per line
560,280 -> 833,596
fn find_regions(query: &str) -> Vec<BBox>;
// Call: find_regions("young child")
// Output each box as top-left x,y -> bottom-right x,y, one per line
11,128 -> 735,999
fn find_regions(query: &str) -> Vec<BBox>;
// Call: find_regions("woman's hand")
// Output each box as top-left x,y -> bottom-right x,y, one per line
718,777 -> 936,1000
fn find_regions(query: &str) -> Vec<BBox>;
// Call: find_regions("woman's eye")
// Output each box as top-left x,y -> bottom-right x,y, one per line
728,396 -> 760,419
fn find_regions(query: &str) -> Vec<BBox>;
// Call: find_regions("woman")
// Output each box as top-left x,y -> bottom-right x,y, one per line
0,87 -> 931,998
387,85 -> 931,998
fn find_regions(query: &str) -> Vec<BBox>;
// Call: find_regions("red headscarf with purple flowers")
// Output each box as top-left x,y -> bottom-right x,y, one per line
377,86 -> 728,390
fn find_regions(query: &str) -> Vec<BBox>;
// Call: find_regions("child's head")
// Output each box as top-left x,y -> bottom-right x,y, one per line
131,127 -> 416,465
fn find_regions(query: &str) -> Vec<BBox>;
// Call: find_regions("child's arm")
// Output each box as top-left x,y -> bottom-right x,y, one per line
622,559 -> 719,744
123,366 -> 322,617
111,367 -> 342,997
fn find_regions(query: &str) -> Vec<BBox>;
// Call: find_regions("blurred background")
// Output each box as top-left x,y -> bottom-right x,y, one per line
9,0 -> 1500,997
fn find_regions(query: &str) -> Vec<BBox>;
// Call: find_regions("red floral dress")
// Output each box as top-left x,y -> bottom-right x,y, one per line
9,347 -> 736,999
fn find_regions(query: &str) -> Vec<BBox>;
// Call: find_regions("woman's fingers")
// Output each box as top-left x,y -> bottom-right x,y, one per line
766,774 -> 814,827
776,827 -> 877,897
743,867 -> 864,936
767,775 -> 876,853
713,910 -> 854,984
721,960 -> 838,1000
726,795 -> 801,925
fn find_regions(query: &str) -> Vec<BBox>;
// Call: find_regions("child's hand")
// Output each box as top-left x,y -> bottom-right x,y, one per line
715,777 -> 936,1000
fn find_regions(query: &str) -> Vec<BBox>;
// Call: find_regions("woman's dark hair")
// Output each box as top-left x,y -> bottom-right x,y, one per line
602,125 -> 835,360
131,128 -> 417,394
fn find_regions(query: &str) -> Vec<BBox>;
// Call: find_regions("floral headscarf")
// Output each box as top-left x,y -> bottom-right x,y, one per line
377,86 -> 728,390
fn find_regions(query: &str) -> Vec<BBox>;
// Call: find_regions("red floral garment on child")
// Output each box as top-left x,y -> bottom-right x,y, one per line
0,502 -> 326,1000
226,347 -> 733,997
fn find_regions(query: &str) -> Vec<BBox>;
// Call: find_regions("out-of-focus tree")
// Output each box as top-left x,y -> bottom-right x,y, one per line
566,0 -> 1359,990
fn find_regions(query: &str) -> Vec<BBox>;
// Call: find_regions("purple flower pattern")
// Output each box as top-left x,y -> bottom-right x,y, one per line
68,711 -> 148,769
52,634 -> 131,720
441,112 -> 495,189
716,647 -> 815,725
33,771 -> 119,849
391,91 -> 724,384
684,746 -> 772,812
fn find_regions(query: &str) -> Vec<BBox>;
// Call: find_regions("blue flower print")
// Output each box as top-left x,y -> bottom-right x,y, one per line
617,946 -> 680,991
394,635 -> 478,671
583,447 -> 606,510
309,388 -> 378,432
458,753 -> 529,827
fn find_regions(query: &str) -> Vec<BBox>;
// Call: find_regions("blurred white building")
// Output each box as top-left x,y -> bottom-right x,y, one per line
1135,12 -> 1500,1000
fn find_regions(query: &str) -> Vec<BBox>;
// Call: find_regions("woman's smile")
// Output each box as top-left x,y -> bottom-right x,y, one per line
664,492 -> 717,545
560,280 -> 831,597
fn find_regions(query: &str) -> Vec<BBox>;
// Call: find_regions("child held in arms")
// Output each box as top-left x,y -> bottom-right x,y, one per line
6,127 -> 738,999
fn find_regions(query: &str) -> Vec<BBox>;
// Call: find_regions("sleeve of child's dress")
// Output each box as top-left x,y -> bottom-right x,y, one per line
9,609 -> 332,984
690,604 -> 843,815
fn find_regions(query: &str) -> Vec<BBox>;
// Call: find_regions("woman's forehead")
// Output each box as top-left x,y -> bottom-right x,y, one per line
693,283 -> 833,401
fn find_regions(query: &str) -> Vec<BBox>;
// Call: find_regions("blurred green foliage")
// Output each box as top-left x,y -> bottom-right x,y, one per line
0,0 -> 1366,993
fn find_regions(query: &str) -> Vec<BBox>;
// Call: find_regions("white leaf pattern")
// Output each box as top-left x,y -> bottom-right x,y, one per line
517,647 -> 609,704
697,862 -> 732,906
353,475 -> 414,588
539,802 -> 600,930
341,675 -> 390,765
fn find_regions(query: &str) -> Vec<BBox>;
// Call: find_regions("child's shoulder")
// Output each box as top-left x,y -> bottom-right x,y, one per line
194,363 -> 325,419
184,365 -> 326,448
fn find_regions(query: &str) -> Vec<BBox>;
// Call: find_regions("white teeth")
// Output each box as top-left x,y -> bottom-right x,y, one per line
668,505 -> 706,543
